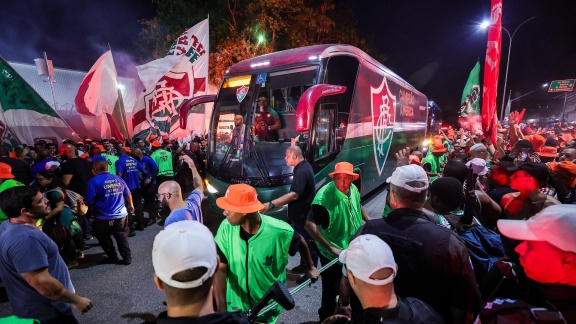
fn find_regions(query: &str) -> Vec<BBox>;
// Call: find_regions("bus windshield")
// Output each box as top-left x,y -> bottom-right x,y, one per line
210,65 -> 318,183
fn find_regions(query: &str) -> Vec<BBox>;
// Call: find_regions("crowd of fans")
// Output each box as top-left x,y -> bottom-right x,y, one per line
0,109 -> 575,324
0,133 -> 207,267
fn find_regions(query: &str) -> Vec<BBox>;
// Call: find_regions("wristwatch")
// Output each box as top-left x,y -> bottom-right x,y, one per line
269,201 -> 275,209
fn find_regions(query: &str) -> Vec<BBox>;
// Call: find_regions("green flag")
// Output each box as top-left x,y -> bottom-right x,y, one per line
0,56 -> 78,145
460,61 -> 481,118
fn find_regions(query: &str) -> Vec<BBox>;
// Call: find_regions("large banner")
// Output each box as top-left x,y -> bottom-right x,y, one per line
0,56 -> 79,146
481,0 -> 502,143
75,50 -> 130,141
132,18 -> 209,140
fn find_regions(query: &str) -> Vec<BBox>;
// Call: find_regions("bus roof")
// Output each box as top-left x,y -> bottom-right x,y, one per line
227,44 -> 413,90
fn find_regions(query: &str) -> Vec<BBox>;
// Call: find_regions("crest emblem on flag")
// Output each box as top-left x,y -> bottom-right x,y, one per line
371,77 -> 396,176
144,71 -> 192,134
236,86 -> 249,103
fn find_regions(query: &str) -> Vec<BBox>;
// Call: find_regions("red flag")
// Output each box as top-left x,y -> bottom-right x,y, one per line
105,113 -> 124,141
481,0 -> 503,144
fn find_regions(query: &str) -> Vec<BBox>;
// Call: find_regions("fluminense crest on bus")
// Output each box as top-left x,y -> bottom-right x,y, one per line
236,85 -> 249,103
371,77 -> 396,177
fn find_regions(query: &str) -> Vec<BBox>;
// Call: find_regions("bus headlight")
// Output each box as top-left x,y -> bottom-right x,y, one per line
205,179 -> 219,194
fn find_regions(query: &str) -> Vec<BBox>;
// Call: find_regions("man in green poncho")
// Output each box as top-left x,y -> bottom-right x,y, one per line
0,162 -> 24,224
214,184 -> 319,323
305,162 -> 370,322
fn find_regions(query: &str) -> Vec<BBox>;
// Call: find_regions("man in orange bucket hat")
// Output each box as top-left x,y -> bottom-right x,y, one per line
305,161 -> 370,321
213,184 -> 319,323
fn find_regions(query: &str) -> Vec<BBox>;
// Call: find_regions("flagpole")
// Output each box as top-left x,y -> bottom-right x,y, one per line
205,14 -> 209,96
108,48 -> 131,141
41,52 -> 82,141
44,52 -> 58,111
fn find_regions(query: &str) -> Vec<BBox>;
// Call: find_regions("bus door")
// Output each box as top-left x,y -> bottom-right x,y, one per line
310,55 -> 360,173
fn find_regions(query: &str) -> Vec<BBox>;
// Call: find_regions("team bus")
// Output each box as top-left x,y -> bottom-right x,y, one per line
184,44 -> 431,219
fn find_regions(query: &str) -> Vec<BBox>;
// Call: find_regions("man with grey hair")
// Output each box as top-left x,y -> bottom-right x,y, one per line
260,145 -> 318,271
469,143 -> 489,161
339,164 -> 481,323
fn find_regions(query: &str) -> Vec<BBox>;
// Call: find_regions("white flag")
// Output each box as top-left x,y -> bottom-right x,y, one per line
133,18 -> 209,140
136,18 -> 209,93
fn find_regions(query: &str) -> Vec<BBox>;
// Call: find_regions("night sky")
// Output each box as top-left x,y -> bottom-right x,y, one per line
2,0 -> 576,124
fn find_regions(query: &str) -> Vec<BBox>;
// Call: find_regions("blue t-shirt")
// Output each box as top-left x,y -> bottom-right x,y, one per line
116,156 -> 146,190
140,155 -> 159,184
164,189 -> 203,227
0,221 -> 75,322
85,172 -> 131,220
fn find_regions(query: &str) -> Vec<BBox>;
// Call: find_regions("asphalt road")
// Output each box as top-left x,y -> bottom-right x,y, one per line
0,187 -> 387,323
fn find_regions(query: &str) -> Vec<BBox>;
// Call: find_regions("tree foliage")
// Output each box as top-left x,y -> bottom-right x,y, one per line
131,0 -> 383,86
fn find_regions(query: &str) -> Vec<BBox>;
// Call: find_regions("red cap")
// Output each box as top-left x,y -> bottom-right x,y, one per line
152,141 -> 161,147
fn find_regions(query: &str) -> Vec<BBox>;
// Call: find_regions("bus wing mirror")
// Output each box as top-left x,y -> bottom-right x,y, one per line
179,95 -> 217,129
295,84 -> 346,132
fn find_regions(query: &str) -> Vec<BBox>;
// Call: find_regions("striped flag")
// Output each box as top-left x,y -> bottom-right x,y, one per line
132,18 -> 209,140
0,56 -> 79,145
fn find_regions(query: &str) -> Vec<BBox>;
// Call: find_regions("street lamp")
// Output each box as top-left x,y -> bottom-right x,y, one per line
503,83 -> 548,119
481,16 -> 536,122
509,83 -> 548,102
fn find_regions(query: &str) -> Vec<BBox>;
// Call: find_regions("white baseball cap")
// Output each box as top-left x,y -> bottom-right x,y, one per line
386,164 -> 429,193
466,158 -> 488,176
339,234 -> 397,286
498,205 -> 576,254
152,221 -> 218,289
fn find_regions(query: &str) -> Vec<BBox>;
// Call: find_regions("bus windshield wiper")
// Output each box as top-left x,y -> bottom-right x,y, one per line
245,131 -> 272,186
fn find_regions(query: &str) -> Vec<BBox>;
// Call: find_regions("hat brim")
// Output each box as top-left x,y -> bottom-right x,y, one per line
328,171 -> 359,180
0,172 -> 15,179
216,197 -> 264,214
431,148 -> 447,153
497,219 -> 539,242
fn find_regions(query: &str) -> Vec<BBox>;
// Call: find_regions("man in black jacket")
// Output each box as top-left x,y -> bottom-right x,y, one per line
323,234 -> 444,323
339,165 -> 481,323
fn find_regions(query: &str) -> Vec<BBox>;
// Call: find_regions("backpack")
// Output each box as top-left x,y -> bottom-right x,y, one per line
46,188 -> 88,216
444,216 -> 506,285
64,189 -> 88,216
